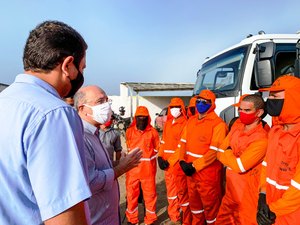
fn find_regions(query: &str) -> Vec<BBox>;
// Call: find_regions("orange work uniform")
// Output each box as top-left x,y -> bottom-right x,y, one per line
259,75 -> 300,225
125,106 -> 160,225
187,96 -> 197,118
179,90 -> 228,225
216,119 -> 268,225
158,98 -> 192,224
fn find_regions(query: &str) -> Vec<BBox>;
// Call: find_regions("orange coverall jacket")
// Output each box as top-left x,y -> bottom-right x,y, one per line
216,120 -> 268,225
158,115 -> 187,170
179,111 -> 227,171
125,106 -> 160,224
259,75 -> 300,225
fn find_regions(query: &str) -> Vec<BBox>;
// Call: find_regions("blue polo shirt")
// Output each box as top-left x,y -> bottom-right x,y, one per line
0,74 -> 91,224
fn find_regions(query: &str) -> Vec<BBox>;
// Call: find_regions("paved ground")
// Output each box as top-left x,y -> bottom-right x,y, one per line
118,135 -> 169,225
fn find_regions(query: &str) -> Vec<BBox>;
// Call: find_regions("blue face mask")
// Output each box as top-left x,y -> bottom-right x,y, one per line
196,101 -> 211,114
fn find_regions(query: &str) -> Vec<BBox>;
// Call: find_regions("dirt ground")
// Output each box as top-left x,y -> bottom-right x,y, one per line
118,134 -> 169,225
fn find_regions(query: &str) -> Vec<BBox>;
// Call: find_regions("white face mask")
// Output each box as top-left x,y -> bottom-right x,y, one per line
170,107 -> 181,118
84,102 -> 112,124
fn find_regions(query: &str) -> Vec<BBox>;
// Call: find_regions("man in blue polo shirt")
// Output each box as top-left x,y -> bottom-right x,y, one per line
0,21 -> 91,224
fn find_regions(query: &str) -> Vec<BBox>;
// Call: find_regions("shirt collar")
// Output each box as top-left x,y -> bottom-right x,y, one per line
82,119 -> 99,135
15,74 -> 61,98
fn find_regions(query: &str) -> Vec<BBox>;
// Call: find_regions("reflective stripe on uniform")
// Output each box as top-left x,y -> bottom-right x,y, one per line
186,151 -> 203,158
181,138 -> 186,143
291,179 -> 300,190
140,154 -> 157,161
146,208 -> 156,214
210,146 -> 218,151
191,209 -> 204,214
217,148 -> 225,153
126,207 -> 138,214
207,218 -> 217,224
180,202 -> 189,207
262,161 -> 267,167
164,149 -> 175,154
167,195 -> 178,200
237,158 -> 246,173
267,177 -> 289,190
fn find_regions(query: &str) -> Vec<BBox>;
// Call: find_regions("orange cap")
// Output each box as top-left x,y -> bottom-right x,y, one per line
232,94 -> 250,107
198,89 -> 216,102
134,106 -> 150,117
259,75 -> 299,92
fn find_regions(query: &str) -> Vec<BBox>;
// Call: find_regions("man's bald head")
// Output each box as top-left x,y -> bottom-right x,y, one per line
73,85 -> 107,110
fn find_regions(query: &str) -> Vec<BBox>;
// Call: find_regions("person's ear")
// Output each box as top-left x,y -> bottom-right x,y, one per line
257,108 -> 264,118
61,56 -> 75,77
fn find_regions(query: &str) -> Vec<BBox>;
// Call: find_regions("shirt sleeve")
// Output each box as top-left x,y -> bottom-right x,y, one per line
84,138 -> 115,193
113,130 -> 122,152
25,108 -> 91,221
269,142 -> 300,216
153,129 -> 160,153
158,127 -> 167,157
218,138 -> 267,173
193,122 -> 227,171
168,124 -> 187,167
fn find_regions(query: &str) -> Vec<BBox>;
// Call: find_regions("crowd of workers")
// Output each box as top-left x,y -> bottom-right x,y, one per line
0,20 -> 300,225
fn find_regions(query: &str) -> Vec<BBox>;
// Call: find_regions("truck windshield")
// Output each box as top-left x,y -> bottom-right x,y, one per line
193,46 -> 249,96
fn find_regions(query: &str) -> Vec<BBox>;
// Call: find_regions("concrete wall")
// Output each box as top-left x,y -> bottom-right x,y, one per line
108,95 -> 191,126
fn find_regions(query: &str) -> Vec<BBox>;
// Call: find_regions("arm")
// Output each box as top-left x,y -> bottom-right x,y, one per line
44,202 -> 88,225
113,131 -> 122,161
168,125 -> 187,166
25,109 -> 91,221
269,147 -> 300,216
114,147 -> 143,178
218,138 -> 267,173
84,139 -> 115,193
158,129 -> 167,157
193,122 -> 227,171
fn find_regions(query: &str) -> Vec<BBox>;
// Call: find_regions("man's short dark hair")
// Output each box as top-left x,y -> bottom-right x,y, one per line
23,20 -> 88,73
242,94 -> 265,110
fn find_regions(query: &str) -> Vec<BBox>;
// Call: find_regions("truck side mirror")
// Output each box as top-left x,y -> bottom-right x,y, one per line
294,39 -> 300,77
254,42 -> 275,87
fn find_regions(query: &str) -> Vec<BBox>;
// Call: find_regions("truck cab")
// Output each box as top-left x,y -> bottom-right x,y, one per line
193,33 -> 300,124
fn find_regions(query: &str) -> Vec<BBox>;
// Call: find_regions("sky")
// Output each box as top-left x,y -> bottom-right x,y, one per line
1,0 -> 300,95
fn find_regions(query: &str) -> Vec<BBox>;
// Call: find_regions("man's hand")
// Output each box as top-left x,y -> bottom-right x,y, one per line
257,193 -> 276,225
179,160 -> 196,176
157,157 -> 169,170
114,147 -> 142,178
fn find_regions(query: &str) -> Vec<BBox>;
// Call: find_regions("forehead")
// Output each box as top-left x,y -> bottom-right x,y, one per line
269,90 -> 285,98
239,100 -> 254,109
86,87 -> 106,100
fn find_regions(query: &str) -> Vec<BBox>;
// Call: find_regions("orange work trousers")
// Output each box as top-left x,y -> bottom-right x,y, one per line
125,161 -> 157,224
187,161 -> 222,225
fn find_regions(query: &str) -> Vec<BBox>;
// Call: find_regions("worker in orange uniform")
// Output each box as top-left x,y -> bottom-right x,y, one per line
125,106 -> 160,225
216,94 -> 268,225
178,89 -> 228,225
157,97 -> 192,225
187,96 -> 197,118
256,75 -> 300,225
229,94 -> 270,132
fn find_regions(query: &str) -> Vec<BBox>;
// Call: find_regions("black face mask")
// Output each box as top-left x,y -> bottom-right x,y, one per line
266,99 -> 284,116
136,117 -> 148,131
65,65 -> 84,98
189,107 -> 195,116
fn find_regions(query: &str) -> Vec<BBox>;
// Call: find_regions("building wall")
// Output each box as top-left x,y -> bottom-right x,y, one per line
108,95 -> 191,126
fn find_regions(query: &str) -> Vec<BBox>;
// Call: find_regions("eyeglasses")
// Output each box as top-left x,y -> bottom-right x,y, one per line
95,98 -> 112,105
196,99 -> 211,104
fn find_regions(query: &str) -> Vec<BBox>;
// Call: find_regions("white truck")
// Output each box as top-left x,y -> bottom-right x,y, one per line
193,32 -> 300,124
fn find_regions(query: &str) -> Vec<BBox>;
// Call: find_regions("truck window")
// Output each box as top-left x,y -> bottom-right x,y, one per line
250,43 -> 296,90
194,46 -> 248,96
